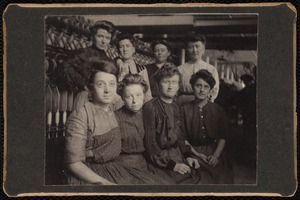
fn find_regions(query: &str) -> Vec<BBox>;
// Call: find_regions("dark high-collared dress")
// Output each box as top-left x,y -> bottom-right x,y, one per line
181,101 -> 234,184
143,97 -> 201,184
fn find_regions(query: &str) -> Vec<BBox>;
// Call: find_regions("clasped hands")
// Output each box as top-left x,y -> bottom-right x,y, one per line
173,157 -> 200,175
196,152 -> 219,167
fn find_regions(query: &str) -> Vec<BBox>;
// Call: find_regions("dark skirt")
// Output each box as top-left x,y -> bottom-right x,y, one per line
67,159 -> 144,185
147,146 -> 201,185
194,144 -> 234,184
117,153 -> 169,184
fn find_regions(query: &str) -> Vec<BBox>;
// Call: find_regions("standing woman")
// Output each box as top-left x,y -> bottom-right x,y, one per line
115,33 -> 152,102
65,60 -> 141,185
181,69 -> 234,184
143,65 -> 201,184
114,74 -> 169,184
146,40 -> 175,97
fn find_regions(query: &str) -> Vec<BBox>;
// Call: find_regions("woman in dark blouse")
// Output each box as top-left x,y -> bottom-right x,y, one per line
143,65 -> 201,184
146,40 -> 175,97
114,73 -> 168,184
181,69 -> 234,184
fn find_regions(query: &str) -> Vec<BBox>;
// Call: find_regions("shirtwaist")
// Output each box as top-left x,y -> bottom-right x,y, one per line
65,102 -> 144,185
181,101 -> 234,184
177,60 -> 219,105
143,97 -> 201,184
115,106 -> 168,184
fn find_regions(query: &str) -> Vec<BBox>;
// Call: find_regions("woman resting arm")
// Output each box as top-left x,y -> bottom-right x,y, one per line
143,100 -> 198,175
67,162 -> 115,185
65,107 -> 115,185
207,138 -> 225,167
184,140 -> 208,162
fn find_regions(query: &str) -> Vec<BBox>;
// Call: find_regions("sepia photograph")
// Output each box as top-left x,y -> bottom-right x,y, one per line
3,3 -> 296,196
45,13 -> 258,186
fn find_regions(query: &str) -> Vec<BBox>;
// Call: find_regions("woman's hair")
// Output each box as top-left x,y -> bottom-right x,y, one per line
154,63 -> 181,84
117,74 -> 149,96
115,33 -> 135,50
87,60 -> 118,90
90,20 -> 116,36
150,39 -> 171,52
190,69 -> 216,89
186,31 -> 206,46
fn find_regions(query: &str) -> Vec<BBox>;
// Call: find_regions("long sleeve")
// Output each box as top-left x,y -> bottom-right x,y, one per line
179,106 -> 188,141
143,101 -> 176,170
177,107 -> 192,158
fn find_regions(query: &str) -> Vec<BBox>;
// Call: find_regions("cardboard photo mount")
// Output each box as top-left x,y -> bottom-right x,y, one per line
2,3 -> 297,197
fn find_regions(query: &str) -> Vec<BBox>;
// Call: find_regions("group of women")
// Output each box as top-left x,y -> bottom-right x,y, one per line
63,21 -> 234,185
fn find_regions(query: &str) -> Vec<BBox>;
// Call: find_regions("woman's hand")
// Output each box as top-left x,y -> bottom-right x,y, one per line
207,139 -> 225,167
186,157 -> 200,169
195,153 -> 208,163
207,155 -> 219,167
185,140 -> 208,163
173,163 -> 191,175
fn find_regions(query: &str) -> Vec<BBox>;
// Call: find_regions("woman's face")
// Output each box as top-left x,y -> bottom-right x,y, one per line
92,28 -> 112,50
193,78 -> 211,101
159,74 -> 180,99
187,41 -> 205,62
122,84 -> 144,113
118,39 -> 135,61
92,71 -> 117,106
153,44 -> 171,64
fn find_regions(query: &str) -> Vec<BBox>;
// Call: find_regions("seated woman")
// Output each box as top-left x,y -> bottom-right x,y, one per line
181,69 -> 234,184
143,64 -> 201,184
71,57 -> 123,111
64,60 -> 143,185
114,73 -> 170,184
145,40 -> 175,97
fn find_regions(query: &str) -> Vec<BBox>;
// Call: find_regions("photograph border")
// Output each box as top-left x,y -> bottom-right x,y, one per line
3,3 -> 297,197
